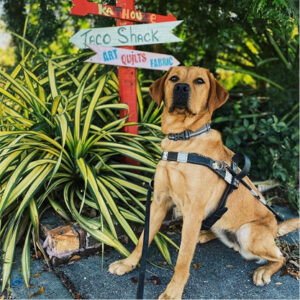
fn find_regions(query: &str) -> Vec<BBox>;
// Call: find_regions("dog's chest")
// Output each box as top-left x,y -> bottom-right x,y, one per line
156,160 -> 221,211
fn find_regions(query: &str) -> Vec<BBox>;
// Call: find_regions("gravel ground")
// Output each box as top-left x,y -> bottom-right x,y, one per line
6,205 -> 299,299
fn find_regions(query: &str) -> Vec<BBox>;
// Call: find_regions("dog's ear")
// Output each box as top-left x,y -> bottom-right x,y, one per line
207,71 -> 229,113
149,69 -> 172,106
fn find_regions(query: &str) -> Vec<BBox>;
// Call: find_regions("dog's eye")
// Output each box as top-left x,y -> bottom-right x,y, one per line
194,78 -> 205,84
170,75 -> 179,82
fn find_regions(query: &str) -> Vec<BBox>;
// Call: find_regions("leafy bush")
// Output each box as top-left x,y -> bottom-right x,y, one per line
214,94 -> 299,210
0,49 -> 177,291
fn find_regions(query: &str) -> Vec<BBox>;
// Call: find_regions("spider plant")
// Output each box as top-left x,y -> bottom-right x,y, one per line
0,45 -> 177,291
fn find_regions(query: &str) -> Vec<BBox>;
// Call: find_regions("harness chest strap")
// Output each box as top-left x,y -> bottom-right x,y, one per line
161,150 -> 283,223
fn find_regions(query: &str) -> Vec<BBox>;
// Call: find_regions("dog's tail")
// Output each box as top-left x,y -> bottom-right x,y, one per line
277,218 -> 300,236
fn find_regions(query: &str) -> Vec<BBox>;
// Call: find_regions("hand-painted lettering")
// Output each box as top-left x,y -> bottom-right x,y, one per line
117,27 -> 128,43
151,30 -> 159,42
150,57 -> 174,68
98,4 -> 114,16
103,34 -> 111,44
81,29 -> 92,46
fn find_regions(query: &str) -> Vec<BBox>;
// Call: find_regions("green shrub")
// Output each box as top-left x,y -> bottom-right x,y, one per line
0,49 -> 177,291
214,94 -> 299,211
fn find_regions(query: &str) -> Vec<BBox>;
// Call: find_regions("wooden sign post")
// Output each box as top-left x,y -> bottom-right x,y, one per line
70,0 -> 183,164
116,0 -> 137,139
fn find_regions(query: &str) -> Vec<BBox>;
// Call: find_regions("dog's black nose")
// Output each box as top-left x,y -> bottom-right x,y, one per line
172,83 -> 191,109
174,83 -> 190,94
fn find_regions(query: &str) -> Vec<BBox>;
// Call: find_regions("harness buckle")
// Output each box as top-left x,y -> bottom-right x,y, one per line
212,160 -> 227,170
177,152 -> 188,163
162,151 -> 168,161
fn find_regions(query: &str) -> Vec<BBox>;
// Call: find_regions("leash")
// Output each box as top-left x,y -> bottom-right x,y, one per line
136,180 -> 153,299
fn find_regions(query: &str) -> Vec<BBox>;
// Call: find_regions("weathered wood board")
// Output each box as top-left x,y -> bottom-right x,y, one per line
71,0 -> 177,23
70,21 -> 183,49
86,45 -> 180,70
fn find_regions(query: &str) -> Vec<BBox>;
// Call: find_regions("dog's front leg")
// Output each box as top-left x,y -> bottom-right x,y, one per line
109,191 -> 172,275
159,206 -> 204,300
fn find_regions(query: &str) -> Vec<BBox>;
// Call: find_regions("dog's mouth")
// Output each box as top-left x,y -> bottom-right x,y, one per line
168,104 -> 195,115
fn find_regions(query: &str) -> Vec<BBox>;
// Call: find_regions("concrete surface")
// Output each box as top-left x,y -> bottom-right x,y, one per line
5,205 -> 299,299
9,249 -> 72,299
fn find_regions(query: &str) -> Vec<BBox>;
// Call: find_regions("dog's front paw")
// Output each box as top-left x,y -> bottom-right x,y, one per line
158,286 -> 183,300
253,266 -> 272,286
108,259 -> 136,275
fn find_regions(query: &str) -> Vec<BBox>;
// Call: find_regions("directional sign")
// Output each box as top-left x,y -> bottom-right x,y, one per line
71,0 -> 177,23
70,21 -> 183,49
85,45 -> 180,71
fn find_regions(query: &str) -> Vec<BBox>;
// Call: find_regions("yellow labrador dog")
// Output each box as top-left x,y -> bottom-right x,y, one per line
109,66 -> 300,299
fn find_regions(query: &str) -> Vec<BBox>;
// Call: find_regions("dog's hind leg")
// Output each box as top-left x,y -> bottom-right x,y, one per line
198,230 -> 216,244
236,219 -> 285,286
108,191 -> 172,276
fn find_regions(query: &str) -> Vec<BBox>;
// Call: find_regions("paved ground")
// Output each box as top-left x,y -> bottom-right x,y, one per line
6,206 -> 299,299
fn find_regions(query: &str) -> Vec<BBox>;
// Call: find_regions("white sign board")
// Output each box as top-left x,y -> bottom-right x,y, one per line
85,45 -> 180,70
70,21 -> 183,49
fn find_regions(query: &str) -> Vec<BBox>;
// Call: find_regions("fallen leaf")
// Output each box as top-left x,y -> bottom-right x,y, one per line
158,261 -> 167,266
29,286 -> 45,298
69,255 -> 81,262
1,295 -> 5,300
226,265 -> 234,269
149,275 -> 161,285
275,282 -> 283,285
288,271 -> 300,279
33,273 -> 40,278
130,277 -> 138,284
194,263 -> 202,270
280,269 -> 288,277
75,293 -> 81,299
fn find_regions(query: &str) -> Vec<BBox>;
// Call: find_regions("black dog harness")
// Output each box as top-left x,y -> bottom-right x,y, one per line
136,124 -> 283,299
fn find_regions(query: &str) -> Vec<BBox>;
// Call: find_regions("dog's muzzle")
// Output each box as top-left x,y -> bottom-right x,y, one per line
172,83 -> 190,109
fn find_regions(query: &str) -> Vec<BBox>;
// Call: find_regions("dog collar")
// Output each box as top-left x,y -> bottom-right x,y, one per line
168,123 -> 211,141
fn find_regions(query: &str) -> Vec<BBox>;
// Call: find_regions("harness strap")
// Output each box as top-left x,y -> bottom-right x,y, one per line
162,151 -> 239,188
202,153 -> 251,229
162,151 -> 252,230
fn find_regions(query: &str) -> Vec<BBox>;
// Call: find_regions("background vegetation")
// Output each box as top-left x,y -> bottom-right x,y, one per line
0,0 -> 298,292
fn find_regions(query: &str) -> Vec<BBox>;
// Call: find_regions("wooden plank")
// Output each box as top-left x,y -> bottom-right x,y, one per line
70,0 -> 177,23
86,45 -> 180,71
70,21 -> 183,49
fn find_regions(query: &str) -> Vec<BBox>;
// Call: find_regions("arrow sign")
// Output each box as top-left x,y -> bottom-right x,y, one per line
70,21 -> 182,49
71,0 -> 177,23
85,45 -> 180,71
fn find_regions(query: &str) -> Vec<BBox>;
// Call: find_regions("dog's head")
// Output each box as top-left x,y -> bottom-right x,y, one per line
149,66 -> 229,132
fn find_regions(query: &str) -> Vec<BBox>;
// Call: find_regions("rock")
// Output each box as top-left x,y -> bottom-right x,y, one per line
41,210 -> 102,266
